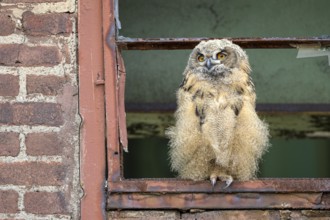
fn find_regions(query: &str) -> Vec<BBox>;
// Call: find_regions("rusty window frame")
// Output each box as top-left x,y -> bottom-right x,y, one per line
104,1 -> 330,210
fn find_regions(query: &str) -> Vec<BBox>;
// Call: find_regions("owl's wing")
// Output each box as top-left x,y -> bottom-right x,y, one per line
166,83 -> 206,173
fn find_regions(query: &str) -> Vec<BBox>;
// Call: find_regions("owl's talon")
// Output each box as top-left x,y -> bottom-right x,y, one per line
223,178 -> 233,189
210,177 -> 217,187
220,176 -> 233,189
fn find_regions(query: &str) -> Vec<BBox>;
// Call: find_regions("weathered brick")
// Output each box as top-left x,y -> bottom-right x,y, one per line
0,44 -> 20,66
26,132 -> 63,156
0,132 -> 20,156
27,75 -> 66,96
0,162 -> 65,186
0,13 -> 16,36
23,11 -> 72,36
0,103 -> 13,124
0,102 -> 64,126
2,0 -> 63,2
109,211 -> 180,220
0,190 -> 19,213
24,191 -> 68,214
0,44 -> 61,67
182,210 -> 280,220
0,74 -> 19,97
19,45 -> 61,66
301,210 -> 330,218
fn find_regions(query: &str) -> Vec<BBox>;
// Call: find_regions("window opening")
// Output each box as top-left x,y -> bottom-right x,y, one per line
106,0 -> 330,210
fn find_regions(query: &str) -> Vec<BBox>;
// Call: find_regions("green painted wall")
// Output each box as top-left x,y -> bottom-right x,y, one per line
119,0 -> 330,104
124,138 -> 330,178
119,0 -> 330,178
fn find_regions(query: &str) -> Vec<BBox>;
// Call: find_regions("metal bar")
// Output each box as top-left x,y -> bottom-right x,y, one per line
104,0 -> 121,182
125,103 -> 330,113
108,178 -> 330,193
78,0 -> 107,219
107,192 -> 329,210
117,49 -> 128,152
117,37 -> 330,50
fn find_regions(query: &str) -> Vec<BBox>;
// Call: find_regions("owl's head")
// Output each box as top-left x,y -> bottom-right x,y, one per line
187,39 -> 250,79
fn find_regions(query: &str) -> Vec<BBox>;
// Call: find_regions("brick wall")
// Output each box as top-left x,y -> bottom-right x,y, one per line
0,0 -> 80,219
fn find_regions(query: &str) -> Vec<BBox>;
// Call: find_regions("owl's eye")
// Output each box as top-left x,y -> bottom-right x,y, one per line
197,54 -> 205,62
216,52 -> 227,60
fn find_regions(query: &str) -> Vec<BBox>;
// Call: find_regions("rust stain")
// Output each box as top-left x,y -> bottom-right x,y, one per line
108,178 -> 330,193
116,37 -> 330,50
107,192 -> 330,210
100,0 -> 122,185
78,0 -> 117,219
117,49 -> 128,152
95,72 -> 105,85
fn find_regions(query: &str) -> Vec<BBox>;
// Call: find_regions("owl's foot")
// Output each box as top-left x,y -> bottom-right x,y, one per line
210,174 -> 233,189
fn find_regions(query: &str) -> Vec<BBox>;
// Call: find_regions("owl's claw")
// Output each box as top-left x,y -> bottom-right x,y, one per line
210,177 -> 217,187
223,177 -> 233,189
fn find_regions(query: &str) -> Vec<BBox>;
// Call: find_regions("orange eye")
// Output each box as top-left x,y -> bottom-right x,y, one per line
197,54 -> 205,62
217,52 -> 226,60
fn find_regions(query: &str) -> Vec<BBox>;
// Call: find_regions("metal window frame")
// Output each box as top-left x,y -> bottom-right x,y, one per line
103,0 -> 330,210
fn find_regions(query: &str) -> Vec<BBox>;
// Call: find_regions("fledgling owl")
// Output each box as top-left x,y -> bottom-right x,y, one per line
166,39 -> 269,188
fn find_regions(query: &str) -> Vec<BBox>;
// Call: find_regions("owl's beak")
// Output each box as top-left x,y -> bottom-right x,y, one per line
206,59 -> 213,70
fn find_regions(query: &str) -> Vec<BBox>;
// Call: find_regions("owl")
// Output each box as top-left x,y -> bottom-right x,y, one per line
166,39 -> 269,188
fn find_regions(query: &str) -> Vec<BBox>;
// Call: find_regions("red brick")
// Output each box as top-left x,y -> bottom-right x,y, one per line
0,132 -> 20,156
0,162 -> 65,186
2,0 -> 63,2
0,44 -> 61,67
0,102 -> 64,126
109,211 -> 180,219
23,11 -> 72,36
0,44 -> 20,66
24,191 -> 68,214
0,14 -> 16,36
27,75 -> 66,96
26,132 -> 63,156
0,103 -> 13,124
182,210 -> 280,220
0,74 -> 19,97
301,210 -> 330,218
19,45 -> 61,66
0,190 -> 19,213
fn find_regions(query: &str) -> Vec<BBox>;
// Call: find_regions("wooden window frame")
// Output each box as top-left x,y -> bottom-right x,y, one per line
103,0 -> 330,210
